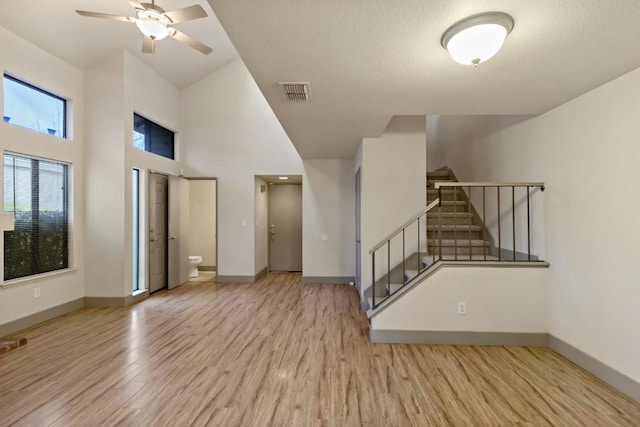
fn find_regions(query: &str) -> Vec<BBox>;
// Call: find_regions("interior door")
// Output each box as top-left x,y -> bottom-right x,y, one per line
149,172 -> 168,293
269,184 -> 302,272
355,168 -> 362,292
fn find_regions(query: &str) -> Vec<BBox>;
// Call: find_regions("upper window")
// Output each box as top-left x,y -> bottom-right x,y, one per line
3,153 -> 69,281
3,74 -> 67,138
133,113 -> 175,160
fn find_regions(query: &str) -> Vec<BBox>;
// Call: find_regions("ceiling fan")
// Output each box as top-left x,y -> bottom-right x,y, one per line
76,0 -> 212,55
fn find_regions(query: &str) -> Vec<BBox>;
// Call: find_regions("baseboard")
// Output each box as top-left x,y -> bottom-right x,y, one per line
255,267 -> 268,281
370,329 -> 548,346
549,335 -> 640,403
199,265 -> 217,271
303,276 -> 354,284
84,296 -> 126,307
215,275 -> 255,283
0,298 -> 84,337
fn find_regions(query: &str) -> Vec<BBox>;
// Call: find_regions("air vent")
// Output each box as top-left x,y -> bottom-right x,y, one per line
279,82 -> 310,101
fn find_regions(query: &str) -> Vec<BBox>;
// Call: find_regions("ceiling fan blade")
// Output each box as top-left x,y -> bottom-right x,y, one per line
142,36 -> 155,54
163,5 -> 207,23
76,10 -> 134,22
129,0 -> 144,11
170,29 -> 212,55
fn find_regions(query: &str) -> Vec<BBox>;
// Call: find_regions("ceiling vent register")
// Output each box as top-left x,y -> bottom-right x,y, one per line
279,82 -> 310,101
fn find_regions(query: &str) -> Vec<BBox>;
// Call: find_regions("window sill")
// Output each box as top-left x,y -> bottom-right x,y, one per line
1,268 -> 77,289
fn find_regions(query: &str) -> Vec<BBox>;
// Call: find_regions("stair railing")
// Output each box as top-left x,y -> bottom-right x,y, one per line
368,181 -> 546,311
433,182 -> 545,261
369,198 -> 440,310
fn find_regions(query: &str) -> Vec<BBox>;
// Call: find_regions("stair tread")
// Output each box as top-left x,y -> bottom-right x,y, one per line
427,212 -> 473,217
429,239 -> 490,246
426,224 -> 481,230
424,254 -> 499,262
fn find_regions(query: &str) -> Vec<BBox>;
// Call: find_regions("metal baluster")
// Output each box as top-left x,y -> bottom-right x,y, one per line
372,251 -> 376,309
438,188 -> 442,261
387,240 -> 390,295
417,217 -> 421,273
512,186 -> 516,261
453,185 -> 457,261
497,186 -> 501,261
527,186 -> 531,261
468,186 -> 472,261
402,228 -> 406,285
482,186 -> 486,261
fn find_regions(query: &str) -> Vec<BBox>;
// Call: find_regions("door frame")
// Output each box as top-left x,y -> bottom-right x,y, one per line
183,177 -> 219,275
355,168 -> 362,293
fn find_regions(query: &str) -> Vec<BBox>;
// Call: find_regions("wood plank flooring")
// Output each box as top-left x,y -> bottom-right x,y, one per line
0,273 -> 638,426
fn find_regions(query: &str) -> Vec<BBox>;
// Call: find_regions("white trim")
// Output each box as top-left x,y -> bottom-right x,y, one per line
1,268 -> 77,288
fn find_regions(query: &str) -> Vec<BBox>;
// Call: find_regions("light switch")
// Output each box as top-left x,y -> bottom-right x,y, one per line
321,234 -> 329,241
241,219 -> 247,227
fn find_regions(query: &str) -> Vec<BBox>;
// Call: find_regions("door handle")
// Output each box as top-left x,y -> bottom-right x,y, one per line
168,236 -> 176,240
150,238 -> 158,242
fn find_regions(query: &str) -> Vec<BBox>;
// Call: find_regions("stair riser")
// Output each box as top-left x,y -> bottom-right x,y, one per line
428,246 -> 489,256
426,191 -> 459,202
426,216 -> 473,225
432,205 -> 469,213
427,231 -> 481,240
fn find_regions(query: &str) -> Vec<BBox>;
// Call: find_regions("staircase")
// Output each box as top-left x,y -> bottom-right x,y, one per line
426,169 -> 491,259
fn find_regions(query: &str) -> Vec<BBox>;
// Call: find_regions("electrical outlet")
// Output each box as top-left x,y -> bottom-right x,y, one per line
34,287 -> 41,299
457,301 -> 466,315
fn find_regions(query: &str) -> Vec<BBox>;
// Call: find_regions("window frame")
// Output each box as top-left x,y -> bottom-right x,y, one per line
3,152 -> 70,281
133,113 -> 175,160
3,74 -> 68,139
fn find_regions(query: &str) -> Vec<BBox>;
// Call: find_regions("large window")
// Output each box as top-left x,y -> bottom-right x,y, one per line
3,153 -> 69,281
132,168 -> 141,292
3,74 -> 67,138
133,113 -> 175,160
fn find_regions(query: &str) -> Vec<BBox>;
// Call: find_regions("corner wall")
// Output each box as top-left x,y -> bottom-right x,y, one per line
0,25 -> 85,326
430,67 -> 640,384
359,116 -> 427,298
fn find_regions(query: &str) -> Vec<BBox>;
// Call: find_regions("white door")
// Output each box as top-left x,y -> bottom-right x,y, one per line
149,172 -> 168,293
269,184 -> 302,272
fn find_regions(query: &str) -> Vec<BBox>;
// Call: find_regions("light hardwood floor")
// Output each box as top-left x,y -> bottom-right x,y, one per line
0,274 -> 638,426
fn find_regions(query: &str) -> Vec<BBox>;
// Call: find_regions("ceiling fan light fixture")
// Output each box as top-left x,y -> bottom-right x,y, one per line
135,9 -> 171,40
441,12 -> 514,66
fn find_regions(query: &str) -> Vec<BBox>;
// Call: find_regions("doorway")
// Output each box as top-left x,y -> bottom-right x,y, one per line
355,168 -> 362,293
187,178 -> 217,280
268,183 -> 302,272
149,172 -> 168,293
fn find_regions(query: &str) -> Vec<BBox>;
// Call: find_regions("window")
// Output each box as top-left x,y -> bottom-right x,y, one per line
3,74 -> 67,138
3,153 -> 69,280
133,113 -> 175,160
132,169 -> 140,292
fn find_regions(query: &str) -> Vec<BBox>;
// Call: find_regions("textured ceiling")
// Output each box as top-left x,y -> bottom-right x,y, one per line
0,0 -> 239,89
208,0 -> 640,159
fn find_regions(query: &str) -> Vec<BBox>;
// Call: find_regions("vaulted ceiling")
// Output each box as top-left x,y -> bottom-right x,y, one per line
2,1 -> 640,159
0,0 -> 239,89
207,0 -> 640,158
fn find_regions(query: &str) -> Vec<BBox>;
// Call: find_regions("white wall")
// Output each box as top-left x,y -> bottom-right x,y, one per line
372,266 -> 548,333
254,177 -> 268,274
0,25 -> 85,324
359,116 -> 427,297
302,159 -> 355,279
85,50 -> 185,298
189,180 -> 216,266
432,67 -> 640,383
180,58 -> 303,278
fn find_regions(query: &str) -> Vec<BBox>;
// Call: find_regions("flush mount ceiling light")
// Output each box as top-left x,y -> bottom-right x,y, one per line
278,176 -> 289,180
441,12 -> 514,66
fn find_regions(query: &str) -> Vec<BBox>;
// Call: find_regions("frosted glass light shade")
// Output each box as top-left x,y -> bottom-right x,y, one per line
441,12 -> 514,66
136,18 -> 170,40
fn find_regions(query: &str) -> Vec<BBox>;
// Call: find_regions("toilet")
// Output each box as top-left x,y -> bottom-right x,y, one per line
188,255 -> 202,278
